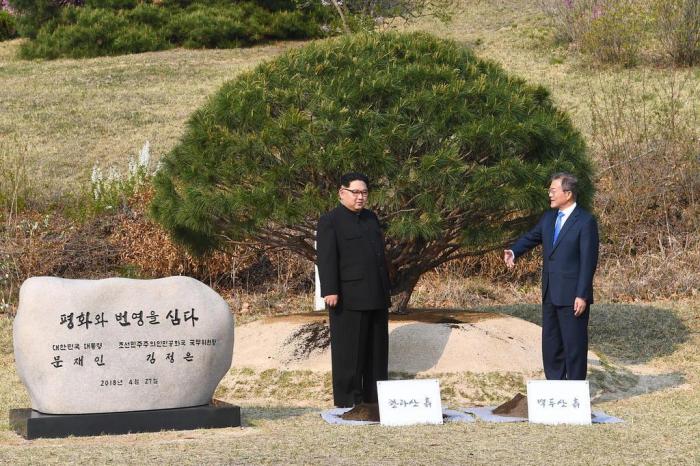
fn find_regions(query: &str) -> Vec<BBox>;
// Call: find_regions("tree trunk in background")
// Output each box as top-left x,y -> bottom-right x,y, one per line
390,269 -> 422,314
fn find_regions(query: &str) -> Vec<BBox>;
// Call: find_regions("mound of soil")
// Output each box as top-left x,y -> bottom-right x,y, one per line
233,311 -> 546,374
492,393 -> 528,418
341,403 -> 380,422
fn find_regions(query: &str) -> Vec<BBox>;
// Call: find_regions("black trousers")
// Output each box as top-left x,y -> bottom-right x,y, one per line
542,290 -> 589,380
328,307 -> 388,407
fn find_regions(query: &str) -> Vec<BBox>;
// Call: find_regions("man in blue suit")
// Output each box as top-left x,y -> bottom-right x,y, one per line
504,172 -> 599,380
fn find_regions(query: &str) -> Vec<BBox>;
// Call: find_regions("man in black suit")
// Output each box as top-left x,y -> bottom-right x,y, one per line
504,172 -> 599,380
316,172 -> 391,407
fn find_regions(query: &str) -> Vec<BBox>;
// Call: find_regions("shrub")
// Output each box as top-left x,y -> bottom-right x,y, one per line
125,2 -> 170,28
90,141 -> 155,214
538,0 -> 602,44
653,0 -> 700,66
267,10 -> 327,40
7,0 -> 79,37
84,0 -> 137,8
17,1 -> 331,59
0,10 -> 17,40
150,32 -> 595,312
590,72 -> 700,298
20,6 -> 169,59
164,3 -> 326,49
164,3 -> 268,49
539,0 -> 651,66
579,0 -> 646,65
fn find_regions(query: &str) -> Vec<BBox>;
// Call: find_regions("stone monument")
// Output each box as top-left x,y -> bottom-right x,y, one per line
10,276 -> 240,439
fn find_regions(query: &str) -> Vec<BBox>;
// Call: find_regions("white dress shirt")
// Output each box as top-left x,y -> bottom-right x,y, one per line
557,202 -> 577,230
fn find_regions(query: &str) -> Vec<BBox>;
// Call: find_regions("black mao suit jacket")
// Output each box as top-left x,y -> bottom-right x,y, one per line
511,206 -> 599,306
316,205 -> 391,310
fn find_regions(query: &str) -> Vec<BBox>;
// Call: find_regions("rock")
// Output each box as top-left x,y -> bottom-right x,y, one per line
13,276 -> 234,415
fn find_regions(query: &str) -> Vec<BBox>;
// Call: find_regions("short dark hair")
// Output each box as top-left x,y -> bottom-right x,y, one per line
551,172 -> 578,199
340,172 -> 369,188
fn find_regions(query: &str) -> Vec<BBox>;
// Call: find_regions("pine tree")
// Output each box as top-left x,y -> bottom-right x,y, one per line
151,32 -> 594,312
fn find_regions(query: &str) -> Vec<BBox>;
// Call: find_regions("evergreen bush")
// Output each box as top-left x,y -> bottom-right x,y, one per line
20,6 -> 168,59
0,10 -> 17,41
163,3 -> 307,49
84,0 -> 136,8
151,32 -> 595,311
7,0 -> 60,38
12,0 -> 332,59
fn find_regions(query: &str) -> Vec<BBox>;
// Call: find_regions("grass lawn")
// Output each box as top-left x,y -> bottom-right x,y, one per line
0,40 -> 303,198
0,300 -> 697,464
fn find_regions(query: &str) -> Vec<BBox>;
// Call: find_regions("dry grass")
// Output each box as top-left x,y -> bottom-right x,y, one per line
0,188 -> 316,312
416,2 -> 700,152
0,410 -> 696,464
0,299 -> 698,464
0,40 -> 302,197
1,1 -> 697,197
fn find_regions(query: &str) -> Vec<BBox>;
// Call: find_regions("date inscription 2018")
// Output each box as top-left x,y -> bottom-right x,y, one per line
99,377 -> 159,387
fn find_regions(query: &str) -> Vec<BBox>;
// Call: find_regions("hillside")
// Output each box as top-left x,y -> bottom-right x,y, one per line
2,0 -> 697,194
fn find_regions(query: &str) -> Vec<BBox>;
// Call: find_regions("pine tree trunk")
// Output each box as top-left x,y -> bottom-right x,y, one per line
389,271 -> 422,314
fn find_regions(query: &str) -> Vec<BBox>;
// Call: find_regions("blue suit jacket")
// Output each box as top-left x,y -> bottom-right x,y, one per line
511,206 -> 599,307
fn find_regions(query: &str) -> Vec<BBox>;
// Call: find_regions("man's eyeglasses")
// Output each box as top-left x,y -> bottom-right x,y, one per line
342,188 -> 369,197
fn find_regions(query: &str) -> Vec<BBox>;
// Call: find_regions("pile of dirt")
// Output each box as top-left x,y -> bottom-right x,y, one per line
341,403 -> 380,422
233,311 -> 546,374
492,393 -> 528,418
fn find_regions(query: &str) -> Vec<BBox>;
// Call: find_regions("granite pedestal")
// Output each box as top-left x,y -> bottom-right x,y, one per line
10,400 -> 241,439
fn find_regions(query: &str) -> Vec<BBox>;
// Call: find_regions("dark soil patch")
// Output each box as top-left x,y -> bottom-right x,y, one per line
492,393 -> 528,418
389,310 -> 498,324
341,403 -> 380,422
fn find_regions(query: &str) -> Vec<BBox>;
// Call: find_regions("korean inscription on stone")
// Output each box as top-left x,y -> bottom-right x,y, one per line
13,276 -> 234,415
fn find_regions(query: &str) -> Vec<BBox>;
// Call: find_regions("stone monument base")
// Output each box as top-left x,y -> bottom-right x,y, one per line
9,400 -> 241,439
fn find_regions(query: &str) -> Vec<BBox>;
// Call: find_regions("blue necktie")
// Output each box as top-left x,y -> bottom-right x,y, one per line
553,211 -> 565,245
